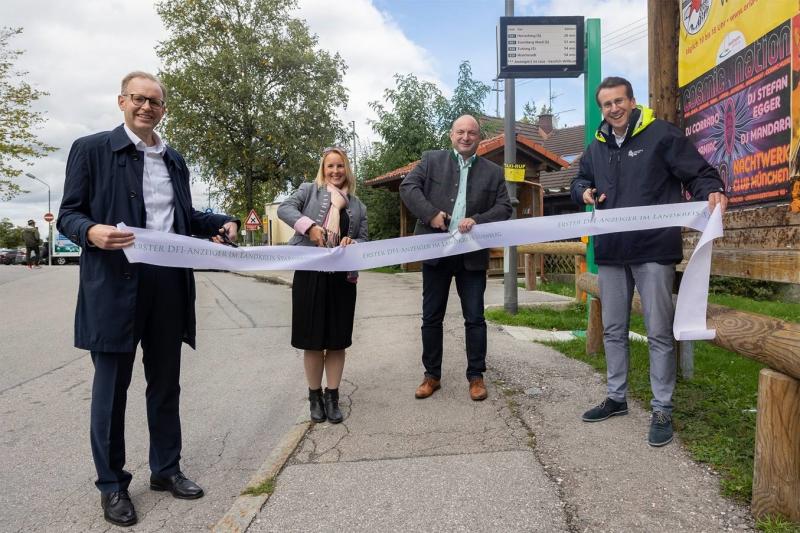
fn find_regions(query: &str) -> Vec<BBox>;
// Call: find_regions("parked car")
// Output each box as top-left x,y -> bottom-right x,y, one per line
14,248 -> 28,265
0,248 -> 22,265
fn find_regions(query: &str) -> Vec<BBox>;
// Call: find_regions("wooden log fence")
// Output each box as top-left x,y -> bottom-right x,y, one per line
577,271 -> 800,521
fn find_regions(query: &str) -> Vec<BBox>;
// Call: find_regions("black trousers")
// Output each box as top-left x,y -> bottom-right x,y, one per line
90,265 -> 187,493
421,255 -> 488,380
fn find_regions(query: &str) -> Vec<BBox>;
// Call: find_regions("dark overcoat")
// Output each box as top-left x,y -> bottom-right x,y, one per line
399,149 -> 512,270
57,124 -> 233,352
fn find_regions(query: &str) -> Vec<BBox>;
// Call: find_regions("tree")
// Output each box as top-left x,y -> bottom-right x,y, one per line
0,28 -> 56,200
358,74 -> 447,240
438,61 -> 490,140
156,0 -> 348,217
368,73 -> 447,172
521,100 -> 554,124
0,218 -> 23,248
521,100 -> 538,123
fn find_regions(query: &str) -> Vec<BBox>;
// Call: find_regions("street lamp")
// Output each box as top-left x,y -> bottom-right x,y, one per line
25,172 -> 52,266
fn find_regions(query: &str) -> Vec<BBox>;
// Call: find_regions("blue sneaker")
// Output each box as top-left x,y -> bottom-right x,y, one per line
648,411 -> 673,447
582,397 -> 628,422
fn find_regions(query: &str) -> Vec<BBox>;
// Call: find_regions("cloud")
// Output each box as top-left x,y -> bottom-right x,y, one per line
0,0 -> 441,227
295,0 -> 442,146
0,0 -> 166,228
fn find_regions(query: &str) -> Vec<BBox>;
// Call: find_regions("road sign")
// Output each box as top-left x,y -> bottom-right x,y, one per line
43,212 -> 54,223
244,209 -> 262,231
497,16 -> 585,79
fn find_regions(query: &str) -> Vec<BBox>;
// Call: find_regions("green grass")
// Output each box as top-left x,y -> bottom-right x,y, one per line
498,279 -> 800,529
756,515 -> 800,533
241,477 -> 276,496
708,293 -> 800,323
488,302 -> 762,503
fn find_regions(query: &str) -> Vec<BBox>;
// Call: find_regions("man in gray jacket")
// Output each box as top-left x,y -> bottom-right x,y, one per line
400,115 -> 512,401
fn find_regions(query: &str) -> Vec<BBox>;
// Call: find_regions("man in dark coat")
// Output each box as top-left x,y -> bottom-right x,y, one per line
57,71 -> 239,527
400,115 -> 512,402
570,76 -> 727,448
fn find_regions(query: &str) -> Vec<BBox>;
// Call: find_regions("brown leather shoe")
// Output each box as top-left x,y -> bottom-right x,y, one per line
415,377 -> 441,399
469,377 -> 488,401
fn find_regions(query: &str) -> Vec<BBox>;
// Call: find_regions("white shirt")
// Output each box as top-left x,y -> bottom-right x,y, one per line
124,125 -> 175,233
613,127 -> 627,147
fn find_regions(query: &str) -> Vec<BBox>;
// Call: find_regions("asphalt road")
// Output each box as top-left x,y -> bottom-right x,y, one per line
0,265 -> 305,532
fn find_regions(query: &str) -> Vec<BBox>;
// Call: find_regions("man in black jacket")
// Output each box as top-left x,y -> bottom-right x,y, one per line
570,77 -> 727,447
58,71 -> 239,527
400,115 -> 512,402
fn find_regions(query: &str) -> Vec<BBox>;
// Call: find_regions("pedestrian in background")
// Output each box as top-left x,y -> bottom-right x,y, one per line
278,147 -> 368,424
570,76 -> 727,447
58,70 -> 239,527
22,219 -> 41,268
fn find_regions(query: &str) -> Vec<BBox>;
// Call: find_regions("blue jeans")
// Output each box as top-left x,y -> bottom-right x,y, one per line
421,255 -> 487,380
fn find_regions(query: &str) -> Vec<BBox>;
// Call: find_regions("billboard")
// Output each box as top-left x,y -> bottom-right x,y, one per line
679,0 -> 800,209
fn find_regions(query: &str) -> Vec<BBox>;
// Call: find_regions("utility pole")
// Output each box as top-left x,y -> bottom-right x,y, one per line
491,78 -> 504,118
503,0 -> 518,314
349,120 -> 358,176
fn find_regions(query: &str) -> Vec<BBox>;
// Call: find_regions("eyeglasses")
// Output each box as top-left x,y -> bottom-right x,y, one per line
122,93 -> 166,110
323,146 -> 346,154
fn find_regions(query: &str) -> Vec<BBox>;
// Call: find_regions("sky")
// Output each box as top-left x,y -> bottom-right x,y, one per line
0,0 -> 647,230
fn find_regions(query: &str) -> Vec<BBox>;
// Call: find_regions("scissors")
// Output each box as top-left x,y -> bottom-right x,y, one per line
589,189 -> 598,222
217,230 -> 238,248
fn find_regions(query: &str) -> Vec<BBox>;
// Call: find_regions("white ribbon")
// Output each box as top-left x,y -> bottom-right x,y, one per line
121,201 -> 723,340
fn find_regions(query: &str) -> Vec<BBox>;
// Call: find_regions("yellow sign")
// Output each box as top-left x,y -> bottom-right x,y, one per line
504,163 -> 525,182
678,0 -> 797,87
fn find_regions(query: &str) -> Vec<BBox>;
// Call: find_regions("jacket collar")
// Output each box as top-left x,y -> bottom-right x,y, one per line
595,105 -> 656,144
110,124 -> 134,152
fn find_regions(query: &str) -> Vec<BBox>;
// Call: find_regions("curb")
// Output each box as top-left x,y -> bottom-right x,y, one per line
212,414 -> 311,533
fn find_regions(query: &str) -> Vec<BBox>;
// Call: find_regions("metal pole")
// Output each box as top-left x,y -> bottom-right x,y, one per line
25,172 -> 52,266
350,120 -> 358,176
503,0 -> 518,314
47,187 -> 52,266
583,19 -> 601,275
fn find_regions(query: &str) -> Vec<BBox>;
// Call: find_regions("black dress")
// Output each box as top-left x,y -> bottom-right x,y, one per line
291,211 -> 357,351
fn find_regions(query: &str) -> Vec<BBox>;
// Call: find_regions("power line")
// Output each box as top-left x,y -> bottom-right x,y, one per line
603,31 -> 648,53
602,24 -> 648,46
604,16 -> 647,39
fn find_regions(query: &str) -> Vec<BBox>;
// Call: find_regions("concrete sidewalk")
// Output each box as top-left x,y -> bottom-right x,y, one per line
231,271 -> 753,532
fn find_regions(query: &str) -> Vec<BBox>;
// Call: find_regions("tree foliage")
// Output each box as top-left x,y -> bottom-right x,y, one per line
0,28 -> 56,201
0,218 -> 23,248
359,61 -> 491,241
521,99 -> 554,124
357,74 -> 446,241
155,0 -> 348,217
437,61 -> 490,142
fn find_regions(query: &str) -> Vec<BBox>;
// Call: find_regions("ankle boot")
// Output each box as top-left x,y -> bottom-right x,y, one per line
308,388 -> 326,422
324,388 -> 343,424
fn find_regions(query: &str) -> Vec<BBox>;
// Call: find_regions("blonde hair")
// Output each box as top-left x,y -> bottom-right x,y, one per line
120,71 -> 167,100
314,147 -> 356,193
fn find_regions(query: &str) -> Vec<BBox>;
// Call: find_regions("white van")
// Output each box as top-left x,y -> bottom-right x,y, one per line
52,232 -> 81,265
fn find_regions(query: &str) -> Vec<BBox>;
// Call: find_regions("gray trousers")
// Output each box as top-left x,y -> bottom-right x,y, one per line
598,263 -> 676,414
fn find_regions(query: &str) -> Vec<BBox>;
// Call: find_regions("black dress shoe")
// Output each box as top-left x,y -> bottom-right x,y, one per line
150,471 -> 204,499
101,490 -> 137,527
